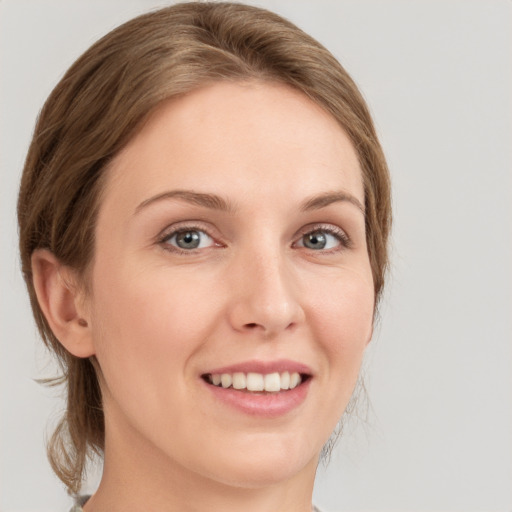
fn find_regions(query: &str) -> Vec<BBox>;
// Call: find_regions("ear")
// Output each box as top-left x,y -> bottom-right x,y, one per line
31,249 -> 95,358
365,321 -> 374,347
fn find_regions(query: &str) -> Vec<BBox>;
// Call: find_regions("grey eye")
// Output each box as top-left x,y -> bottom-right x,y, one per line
166,229 -> 214,250
302,231 -> 327,250
176,231 -> 201,249
297,230 -> 343,251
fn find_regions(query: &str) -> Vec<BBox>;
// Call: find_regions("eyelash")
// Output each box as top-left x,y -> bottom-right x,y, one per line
157,223 -> 219,255
157,223 -> 351,255
295,224 -> 352,253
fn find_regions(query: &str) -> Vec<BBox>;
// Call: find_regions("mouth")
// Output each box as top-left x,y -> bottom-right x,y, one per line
201,371 -> 311,393
199,361 -> 313,417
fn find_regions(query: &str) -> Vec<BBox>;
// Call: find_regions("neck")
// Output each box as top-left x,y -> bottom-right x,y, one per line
84,411 -> 317,512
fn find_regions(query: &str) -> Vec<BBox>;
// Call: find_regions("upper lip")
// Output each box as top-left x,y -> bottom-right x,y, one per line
203,359 -> 313,376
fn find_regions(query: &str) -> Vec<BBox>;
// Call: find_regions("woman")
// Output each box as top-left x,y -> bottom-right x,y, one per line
17,2 -> 391,511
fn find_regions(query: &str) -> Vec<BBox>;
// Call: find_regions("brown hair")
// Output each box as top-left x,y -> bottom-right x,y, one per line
17,1 -> 391,494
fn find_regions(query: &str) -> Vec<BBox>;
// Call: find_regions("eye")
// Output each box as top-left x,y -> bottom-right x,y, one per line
295,227 -> 349,251
162,228 -> 215,251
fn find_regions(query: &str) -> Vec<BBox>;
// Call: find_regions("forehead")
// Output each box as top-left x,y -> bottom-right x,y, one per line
102,80 -> 363,214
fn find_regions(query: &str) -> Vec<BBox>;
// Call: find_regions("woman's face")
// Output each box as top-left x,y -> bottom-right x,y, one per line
86,81 -> 374,487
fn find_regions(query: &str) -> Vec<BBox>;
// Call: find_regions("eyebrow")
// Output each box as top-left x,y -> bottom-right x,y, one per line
300,191 -> 365,214
135,190 -> 235,215
134,189 -> 364,215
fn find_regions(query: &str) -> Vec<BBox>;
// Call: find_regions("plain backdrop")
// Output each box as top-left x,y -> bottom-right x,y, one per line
1,1 -> 511,511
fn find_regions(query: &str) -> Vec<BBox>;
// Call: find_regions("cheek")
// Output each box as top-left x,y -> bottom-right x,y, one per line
314,266 -> 374,339
88,260 -> 218,394
309,269 -> 374,389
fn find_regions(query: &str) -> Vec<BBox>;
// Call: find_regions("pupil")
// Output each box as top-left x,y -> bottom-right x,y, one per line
177,231 -> 200,249
304,232 -> 326,250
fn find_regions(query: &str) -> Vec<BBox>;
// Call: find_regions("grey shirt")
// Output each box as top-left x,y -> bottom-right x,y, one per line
70,496 -> 323,511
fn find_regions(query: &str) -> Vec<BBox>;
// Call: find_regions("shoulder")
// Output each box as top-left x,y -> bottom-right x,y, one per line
70,498 -> 323,511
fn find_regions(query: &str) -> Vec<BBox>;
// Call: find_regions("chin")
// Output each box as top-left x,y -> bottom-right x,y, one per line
195,434 -> 320,489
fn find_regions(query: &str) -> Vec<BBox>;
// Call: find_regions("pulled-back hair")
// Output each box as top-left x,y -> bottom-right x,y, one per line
17,1 -> 391,494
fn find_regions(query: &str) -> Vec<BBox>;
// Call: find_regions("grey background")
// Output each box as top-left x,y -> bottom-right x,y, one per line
1,1 -> 511,511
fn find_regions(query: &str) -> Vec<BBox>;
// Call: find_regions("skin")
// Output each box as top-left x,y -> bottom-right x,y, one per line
33,80 -> 374,512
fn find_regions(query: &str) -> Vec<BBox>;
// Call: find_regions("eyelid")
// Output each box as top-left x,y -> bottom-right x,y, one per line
293,223 -> 352,250
156,221 -> 222,253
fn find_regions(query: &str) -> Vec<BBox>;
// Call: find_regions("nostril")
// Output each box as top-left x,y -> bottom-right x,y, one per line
245,323 -> 258,329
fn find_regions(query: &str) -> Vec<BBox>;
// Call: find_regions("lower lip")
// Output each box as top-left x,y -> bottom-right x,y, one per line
203,378 -> 311,418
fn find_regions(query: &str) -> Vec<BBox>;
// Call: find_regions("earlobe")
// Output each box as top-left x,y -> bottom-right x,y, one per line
31,249 -> 95,358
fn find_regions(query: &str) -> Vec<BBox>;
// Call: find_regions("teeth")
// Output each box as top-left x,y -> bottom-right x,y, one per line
289,372 -> 301,389
246,372 -> 264,391
208,371 -> 303,392
280,371 -> 290,390
221,374 -> 232,388
264,372 -> 280,392
232,372 -> 246,390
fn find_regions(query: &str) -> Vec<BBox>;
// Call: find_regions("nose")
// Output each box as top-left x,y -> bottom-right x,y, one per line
226,248 -> 305,337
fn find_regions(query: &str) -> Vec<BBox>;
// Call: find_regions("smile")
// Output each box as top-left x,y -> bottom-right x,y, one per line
200,361 -> 313,417
204,371 -> 304,392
